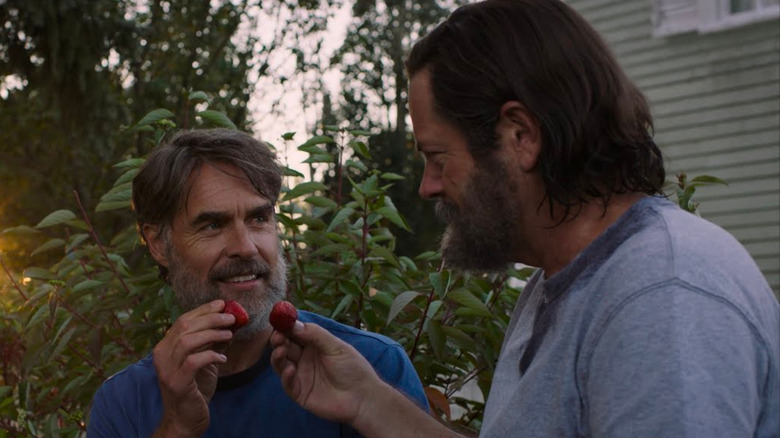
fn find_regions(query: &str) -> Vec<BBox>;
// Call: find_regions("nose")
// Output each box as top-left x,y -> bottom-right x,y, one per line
226,225 -> 258,258
418,163 -> 443,200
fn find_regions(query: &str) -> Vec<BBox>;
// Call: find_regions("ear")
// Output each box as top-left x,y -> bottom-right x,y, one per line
496,101 -> 541,172
142,224 -> 170,268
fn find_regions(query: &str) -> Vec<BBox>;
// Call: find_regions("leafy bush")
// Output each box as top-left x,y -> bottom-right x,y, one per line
0,101 -> 724,436
0,102 -> 526,436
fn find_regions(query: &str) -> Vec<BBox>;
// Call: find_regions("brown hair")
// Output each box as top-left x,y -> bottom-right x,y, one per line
406,0 -> 665,217
132,128 -> 282,242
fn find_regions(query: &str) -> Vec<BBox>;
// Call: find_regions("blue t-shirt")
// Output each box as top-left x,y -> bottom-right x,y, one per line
87,311 -> 428,437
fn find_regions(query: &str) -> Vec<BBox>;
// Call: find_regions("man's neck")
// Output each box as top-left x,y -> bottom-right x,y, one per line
219,329 -> 272,376
523,192 -> 647,278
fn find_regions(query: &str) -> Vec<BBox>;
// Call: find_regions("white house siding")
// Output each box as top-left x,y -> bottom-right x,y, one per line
566,0 -> 780,295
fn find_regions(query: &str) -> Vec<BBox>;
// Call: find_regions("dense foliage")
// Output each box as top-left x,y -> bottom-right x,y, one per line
0,103 -> 529,436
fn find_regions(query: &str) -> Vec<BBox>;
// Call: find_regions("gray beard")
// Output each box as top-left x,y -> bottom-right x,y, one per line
167,246 -> 288,339
436,156 -> 518,273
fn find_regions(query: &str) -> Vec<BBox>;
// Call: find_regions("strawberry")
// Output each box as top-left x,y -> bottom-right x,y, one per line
269,300 -> 298,333
223,300 -> 249,332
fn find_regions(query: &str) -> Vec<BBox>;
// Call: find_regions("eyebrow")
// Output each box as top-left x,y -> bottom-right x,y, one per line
190,203 -> 274,228
191,211 -> 230,228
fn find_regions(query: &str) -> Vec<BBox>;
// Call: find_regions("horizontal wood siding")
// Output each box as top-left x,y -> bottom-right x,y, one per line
567,0 -> 780,294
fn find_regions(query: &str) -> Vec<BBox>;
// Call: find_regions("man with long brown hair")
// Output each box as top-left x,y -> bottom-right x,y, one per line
270,1 -> 779,436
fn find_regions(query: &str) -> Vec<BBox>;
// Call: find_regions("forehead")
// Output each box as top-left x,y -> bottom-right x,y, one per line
180,162 -> 269,217
409,70 -> 462,147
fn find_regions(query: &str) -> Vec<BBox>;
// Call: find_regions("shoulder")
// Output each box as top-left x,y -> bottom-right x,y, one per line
591,197 -> 776,323
298,311 -> 404,361
93,354 -> 158,397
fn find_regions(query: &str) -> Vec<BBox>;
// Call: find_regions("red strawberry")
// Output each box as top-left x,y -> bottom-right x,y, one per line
223,300 -> 249,332
269,300 -> 298,333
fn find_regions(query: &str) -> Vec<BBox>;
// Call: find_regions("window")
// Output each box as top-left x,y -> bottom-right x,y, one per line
652,0 -> 780,36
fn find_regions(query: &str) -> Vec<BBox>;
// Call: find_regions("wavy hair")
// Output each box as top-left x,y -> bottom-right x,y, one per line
406,0 -> 665,218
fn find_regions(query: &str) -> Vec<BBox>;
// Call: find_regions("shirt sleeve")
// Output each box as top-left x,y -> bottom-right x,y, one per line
584,282 -> 769,437
369,343 -> 430,413
86,378 -> 139,438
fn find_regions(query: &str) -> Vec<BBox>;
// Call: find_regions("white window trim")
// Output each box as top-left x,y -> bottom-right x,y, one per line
652,0 -> 780,38
699,0 -> 780,33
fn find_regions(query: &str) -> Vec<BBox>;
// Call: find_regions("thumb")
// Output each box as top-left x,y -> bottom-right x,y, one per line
289,321 -> 347,354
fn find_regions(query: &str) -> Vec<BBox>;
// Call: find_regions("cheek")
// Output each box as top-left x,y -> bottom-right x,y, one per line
254,233 -> 280,262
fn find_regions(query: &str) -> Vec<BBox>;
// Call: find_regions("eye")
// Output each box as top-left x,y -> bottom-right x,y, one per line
424,151 -> 445,166
250,213 -> 268,225
202,222 -> 221,231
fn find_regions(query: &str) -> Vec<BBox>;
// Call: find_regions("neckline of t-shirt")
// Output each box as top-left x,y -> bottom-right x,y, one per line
215,343 -> 272,392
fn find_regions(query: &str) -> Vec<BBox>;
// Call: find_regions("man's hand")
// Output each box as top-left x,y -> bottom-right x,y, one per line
270,321 -> 380,425
152,300 -> 234,437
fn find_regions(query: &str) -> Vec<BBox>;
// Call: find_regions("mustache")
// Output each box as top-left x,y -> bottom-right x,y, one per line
435,199 -> 459,224
208,257 -> 271,282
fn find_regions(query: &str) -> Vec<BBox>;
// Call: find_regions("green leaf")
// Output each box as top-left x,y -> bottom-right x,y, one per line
331,294 -> 353,320
50,327 -> 77,360
66,233 -> 90,252
303,153 -> 334,164
447,288 -> 492,317
281,132 -> 296,141
35,210 -> 76,229
441,326 -> 475,350
298,135 -> 334,149
114,168 -> 139,186
377,206 -> 411,232
690,175 -> 728,186
387,291 -> 422,325
345,159 -> 368,173
133,108 -> 174,128
327,207 -> 355,232
380,172 -> 405,181
24,267 -> 54,280
197,110 -> 237,129
429,272 -> 444,298
349,140 -> 370,159
371,245 -> 400,269
31,238 -> 65,256
95,200 -> 132,212
427,320 -> 446,361
2,225 -> 40,235
114,158 -> 145,169
304,196 -> 338,210
188,90 -> 209,103
349,129 -> 372,137
426,299 -> 443,320
71,279 -> 103,293
282,181 -> 327,201
100,183 -> 132,203
282,166 -> 305,178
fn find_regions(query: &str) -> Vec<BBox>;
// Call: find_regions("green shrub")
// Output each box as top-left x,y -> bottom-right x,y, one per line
0,105 -> 526,436
0,103 -> 724,436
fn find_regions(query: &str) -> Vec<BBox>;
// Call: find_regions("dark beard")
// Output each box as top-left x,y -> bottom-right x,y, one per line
166,245 -> 288,338
436,155 -> 518,273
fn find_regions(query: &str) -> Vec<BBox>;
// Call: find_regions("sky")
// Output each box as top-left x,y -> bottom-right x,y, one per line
248,3 -> 353,178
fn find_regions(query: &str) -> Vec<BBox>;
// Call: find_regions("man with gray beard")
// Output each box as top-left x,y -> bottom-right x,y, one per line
86,129 -> 427,437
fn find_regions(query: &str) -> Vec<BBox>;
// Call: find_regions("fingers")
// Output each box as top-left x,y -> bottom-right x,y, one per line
171,300 -> 235,336
154,300 -> 235,388
159,350 -> 227,393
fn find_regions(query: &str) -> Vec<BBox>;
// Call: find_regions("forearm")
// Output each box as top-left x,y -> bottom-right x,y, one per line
353,380 -> 464,438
